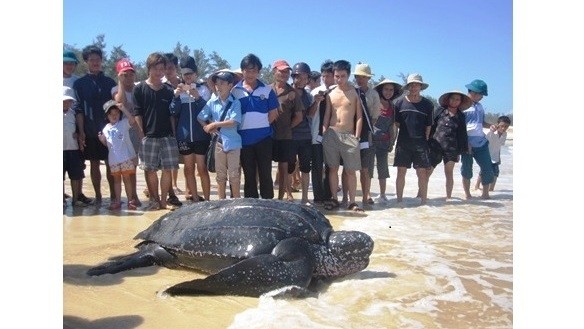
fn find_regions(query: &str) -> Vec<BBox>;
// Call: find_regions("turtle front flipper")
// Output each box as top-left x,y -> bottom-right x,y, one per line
87,243 -> 176,276
164,237 -> 315,297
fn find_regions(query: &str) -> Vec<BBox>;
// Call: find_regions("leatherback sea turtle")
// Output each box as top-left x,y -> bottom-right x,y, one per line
87,198 -> 374,297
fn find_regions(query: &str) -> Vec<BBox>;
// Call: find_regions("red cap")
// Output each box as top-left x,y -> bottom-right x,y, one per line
272,59 -> 291,71
116,58 -> 135,74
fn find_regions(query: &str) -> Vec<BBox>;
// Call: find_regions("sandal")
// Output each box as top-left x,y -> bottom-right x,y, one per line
323,199 -> 340,211
366,198 -> 374,205
347,202 -> 365,212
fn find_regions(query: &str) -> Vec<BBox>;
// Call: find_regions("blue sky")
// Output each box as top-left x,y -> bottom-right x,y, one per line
63,0 -> 512,114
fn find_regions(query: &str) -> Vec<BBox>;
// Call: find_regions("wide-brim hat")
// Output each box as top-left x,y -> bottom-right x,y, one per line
209,69 -> 241,84
405,73 -> 429,90
374,79 -> 403,100
352,63 -> 374,77
438,90 -> 473,110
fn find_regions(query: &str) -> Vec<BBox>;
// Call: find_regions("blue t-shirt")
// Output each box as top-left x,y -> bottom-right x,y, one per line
232,79 -> 279,146
198,94 -> 242,152
463,101 -> 488,148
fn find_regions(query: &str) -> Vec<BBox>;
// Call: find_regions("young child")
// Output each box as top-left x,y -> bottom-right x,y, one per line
198,71 -> 242,199
427,91 -> 472,199
475,115 -> 511,191
63,86 -> 91,208
98,100 -> 138,210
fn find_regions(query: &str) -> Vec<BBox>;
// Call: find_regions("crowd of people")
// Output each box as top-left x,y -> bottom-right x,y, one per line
63,46 -> 509,212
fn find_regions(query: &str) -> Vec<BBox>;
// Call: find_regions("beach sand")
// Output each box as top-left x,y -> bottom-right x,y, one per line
64,136 -> 513,328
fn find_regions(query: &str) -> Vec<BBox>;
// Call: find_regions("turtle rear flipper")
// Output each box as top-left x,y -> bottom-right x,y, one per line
87,243 -> 176,276
164,237 -> 315,297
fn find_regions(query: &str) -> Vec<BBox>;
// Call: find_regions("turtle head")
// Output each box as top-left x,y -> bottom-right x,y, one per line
316,231 -> 374,278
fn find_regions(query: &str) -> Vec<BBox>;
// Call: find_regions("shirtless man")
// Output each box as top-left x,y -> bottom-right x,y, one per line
321,60 -> 363,212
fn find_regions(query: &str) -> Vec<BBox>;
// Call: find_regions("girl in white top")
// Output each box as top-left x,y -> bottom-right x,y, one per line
98,100 -> 138,210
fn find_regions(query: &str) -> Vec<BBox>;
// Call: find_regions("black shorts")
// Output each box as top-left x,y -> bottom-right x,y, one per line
63,150 -> 86,180
178,140 -> 210,156
288,139 -> 312,174
393,138 -> 431,169
272,139 -> 292,163
83,136 -> 108,161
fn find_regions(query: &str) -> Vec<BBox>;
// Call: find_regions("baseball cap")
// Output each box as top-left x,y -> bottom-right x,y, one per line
103,100 -> 120,114
63,50 -> 79,64
272,59 -> 291,71
116,58 -> 135,74
63,86 -> 76,101
180,56 -> 198,75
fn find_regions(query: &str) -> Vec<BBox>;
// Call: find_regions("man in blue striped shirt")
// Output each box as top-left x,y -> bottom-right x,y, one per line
231,54 -> 280,198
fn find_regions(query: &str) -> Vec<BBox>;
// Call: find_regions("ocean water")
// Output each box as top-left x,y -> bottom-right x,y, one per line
63,143 -> 513,329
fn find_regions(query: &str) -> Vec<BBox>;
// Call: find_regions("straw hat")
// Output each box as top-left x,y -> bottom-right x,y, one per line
374,79 -> 403,100
352,63 -> 374,77
438,90 -> 473,110
405,73 -> 429,90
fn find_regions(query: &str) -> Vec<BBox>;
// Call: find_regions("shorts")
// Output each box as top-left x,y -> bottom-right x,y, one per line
110,157 -> 138,176
288,139 -> 312,174
393,138 -> 431,169
322,129 -> 360,171
272,139 -> 292,163
178,140 -> 210,156
63,150 -> 85,181
140,136 -> 180,171
429,140 -> 460,167
83,136 -> 108,161
360,147 -> 374,172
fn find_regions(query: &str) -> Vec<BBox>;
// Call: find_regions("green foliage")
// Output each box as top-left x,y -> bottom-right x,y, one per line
64,35 -> 232,83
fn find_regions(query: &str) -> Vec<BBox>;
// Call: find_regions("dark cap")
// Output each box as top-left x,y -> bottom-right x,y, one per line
63,50 -> 78,64
180,56 -> 198,75
103,100 -> 120,114
211,71 -> 235,84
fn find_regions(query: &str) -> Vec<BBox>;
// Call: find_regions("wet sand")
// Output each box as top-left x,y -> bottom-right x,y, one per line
64,137 -> 513,328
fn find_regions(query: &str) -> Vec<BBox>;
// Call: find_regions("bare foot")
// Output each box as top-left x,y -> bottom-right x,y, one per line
465,194 -> 473,200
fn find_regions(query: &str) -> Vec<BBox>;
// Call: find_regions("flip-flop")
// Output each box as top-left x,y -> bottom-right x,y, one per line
347,202 -> 365,212
323,199 -> 340,210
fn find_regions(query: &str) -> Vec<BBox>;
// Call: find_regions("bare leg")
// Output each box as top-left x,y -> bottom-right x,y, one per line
71,179 -> 81,203
183,155 -> 198,202
145,170 -> 160,203
104,160 -> 115,200
379,178 -> 386,196
160,169 -> 172,208
345,169 -> 357,206
463,178 -> 472,199
300,171 -> 310,204
277,162 -> 288,200
89,159 -> 102,202
443,161 -> 455,199
109,175 -> 122,209
418,167 -> 434,198
195,154 -> 211,201
360,168 -> 371,204
489,177 -> 498,191
122,174 -> 134,205
474,174 -> 482,190
396,167 -> 407,202
415,167 -> 428,205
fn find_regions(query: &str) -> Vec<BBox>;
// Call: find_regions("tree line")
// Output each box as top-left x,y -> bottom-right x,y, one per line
64,35 -> 512,125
